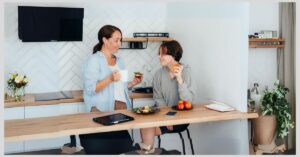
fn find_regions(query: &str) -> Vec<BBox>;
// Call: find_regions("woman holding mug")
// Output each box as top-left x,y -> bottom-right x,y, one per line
83,24 -> 142,112
80,25 -> 142,154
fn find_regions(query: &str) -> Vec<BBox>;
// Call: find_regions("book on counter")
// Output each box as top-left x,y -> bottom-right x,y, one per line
205,100 -> 235,112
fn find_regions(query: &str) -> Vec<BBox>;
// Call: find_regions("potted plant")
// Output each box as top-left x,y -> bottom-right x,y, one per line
253,80 -> 294,153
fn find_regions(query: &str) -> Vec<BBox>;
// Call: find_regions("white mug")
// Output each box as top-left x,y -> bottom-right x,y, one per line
119,70 -> 128,82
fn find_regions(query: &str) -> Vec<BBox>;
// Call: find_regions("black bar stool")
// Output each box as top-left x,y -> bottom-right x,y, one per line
157,127 -> 195,155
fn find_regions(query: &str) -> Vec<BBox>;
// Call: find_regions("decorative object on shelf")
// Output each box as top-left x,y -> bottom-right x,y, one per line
133,32 -> 169,38
120,33 -> 171,50
129,41 -> 146,49
248,99 -> 256,112
252,80 -> 294,154
7,72 -> 28,102
250,83 -> 261,112
259,30 -> 278,39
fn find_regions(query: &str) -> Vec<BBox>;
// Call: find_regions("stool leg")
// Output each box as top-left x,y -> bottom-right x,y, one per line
186,129 -> 195,155
178,132 -> 186,155
70,135 -> 76,147
158,135 -> 161,148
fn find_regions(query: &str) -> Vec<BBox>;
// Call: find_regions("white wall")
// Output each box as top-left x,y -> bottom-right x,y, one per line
248,2 -> 279,92
4,1 -> 166,93
166,1 -> 249,154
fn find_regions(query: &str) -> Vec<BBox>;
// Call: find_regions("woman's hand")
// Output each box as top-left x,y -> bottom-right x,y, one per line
128,77 -> 143,88
111,71 -> 121,82
173,65 -> 184,85
91,106 -> 101,112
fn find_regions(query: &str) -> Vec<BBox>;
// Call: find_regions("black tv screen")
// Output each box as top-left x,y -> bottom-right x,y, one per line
18,6 -> 84,42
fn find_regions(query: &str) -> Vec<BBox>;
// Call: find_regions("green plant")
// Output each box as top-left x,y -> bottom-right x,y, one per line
261,80 -> 294,138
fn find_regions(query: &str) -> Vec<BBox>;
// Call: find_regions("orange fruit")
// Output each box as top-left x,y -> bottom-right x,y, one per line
172,64 -> 180,72
177,103 -> 184,110
184,102 -> 192,109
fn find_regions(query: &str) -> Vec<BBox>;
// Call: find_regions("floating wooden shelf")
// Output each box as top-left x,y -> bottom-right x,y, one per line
249,38 -> 285,48
122,37 -> 173,42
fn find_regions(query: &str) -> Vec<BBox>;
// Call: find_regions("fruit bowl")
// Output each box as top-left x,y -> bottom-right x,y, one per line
171,105 -> 193,111
132,106 -> 160,115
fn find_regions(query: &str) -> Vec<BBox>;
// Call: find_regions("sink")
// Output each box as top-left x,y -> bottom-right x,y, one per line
132,87 -> 153,93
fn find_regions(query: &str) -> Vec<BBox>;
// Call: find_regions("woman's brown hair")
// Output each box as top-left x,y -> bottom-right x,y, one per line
159,40 -> 183,62
93,25 -> 122,54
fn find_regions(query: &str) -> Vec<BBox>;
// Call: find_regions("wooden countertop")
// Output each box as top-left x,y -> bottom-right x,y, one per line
4,90 -> 153,108
5,105 -> 258,142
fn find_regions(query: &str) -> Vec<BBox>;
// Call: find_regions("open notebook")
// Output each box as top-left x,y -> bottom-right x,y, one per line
205,100 -> 235,112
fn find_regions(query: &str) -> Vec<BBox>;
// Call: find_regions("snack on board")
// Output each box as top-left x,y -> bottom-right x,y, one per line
134,72 -> 143,79
133,105 -> 159,114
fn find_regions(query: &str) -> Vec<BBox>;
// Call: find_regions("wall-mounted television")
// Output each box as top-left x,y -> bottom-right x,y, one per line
18,6 -> 84,42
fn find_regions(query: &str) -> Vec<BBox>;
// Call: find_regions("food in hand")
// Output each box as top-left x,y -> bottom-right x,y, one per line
176,100 -> 192,110
172,64 -> 180,72
134,72 -> 143,79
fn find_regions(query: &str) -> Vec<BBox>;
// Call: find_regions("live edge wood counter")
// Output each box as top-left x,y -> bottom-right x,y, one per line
4,90 -> 153,108
5,105 -> 258,142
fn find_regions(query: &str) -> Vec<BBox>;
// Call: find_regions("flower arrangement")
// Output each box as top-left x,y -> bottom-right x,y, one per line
7,72 -> 28,101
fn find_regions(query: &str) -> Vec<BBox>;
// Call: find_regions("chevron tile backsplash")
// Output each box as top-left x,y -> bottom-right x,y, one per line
4,2 -> 166,93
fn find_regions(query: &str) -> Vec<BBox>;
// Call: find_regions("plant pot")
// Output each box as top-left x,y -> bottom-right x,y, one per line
253,115 -> 276,145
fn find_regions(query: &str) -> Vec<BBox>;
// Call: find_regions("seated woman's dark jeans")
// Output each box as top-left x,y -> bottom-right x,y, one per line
160,124 -> 189,134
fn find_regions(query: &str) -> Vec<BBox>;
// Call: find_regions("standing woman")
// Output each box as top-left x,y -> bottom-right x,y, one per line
83,24 -> 141,112
80,25 -> 142,154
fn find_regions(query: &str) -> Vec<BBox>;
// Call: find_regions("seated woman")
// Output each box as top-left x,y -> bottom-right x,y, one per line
140,40 -> 195,152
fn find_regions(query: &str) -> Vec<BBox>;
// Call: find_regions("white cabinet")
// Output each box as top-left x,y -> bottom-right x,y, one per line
5,107 -> 25,154
59,103 -> 82,115
5,107 -> 24,120
22,103 -> 79,152
4,142 -> 25,154
25,105 -> 60,118
5,99 -> 152,154
24,137 -> 70,152
77,102 -> 87,113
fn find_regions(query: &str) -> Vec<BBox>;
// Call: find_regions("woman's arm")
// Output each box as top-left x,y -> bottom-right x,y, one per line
153,71 -> 167,106
128,77 -> 142,88
175,66 -> 195,103
95,71 -> 120,92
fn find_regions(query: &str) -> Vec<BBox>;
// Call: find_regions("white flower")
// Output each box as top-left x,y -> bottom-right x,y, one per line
15,75 -> 24,83
23,77 -> 28,83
